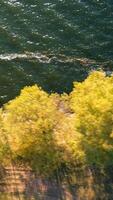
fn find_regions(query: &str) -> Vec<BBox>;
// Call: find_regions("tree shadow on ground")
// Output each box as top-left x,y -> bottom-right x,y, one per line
0,165 -> 113,200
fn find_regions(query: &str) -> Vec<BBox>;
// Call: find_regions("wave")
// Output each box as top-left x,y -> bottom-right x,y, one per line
0,52 -> 111,68
0,52 -> 51,63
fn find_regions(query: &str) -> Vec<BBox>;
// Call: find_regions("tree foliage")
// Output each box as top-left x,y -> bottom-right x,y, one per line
70,71 -> 113,166
2,85 -> 63,174
0,71 -> 113,175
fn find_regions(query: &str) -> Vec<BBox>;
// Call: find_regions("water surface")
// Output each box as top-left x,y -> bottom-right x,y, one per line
0,0 -> 113,104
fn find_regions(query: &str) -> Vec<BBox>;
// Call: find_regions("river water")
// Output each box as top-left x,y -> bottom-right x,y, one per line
0,0 -> 113,104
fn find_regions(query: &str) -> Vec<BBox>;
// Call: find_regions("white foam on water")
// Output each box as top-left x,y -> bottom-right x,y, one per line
5,0 -> 23,7
0,53 -> 51,63
0,52 -> 109,68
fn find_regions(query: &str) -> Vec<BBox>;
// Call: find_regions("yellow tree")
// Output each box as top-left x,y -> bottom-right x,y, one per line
2,85 -> 63,175
70,71 -> 113,166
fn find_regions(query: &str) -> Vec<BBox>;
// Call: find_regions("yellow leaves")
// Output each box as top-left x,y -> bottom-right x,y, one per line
102,142 -> 113,151
1,85 -> 64,174
0,71 -> 113,173
110,131 -> 113,138
70,71 -> 113,166
54,113 -> 85,164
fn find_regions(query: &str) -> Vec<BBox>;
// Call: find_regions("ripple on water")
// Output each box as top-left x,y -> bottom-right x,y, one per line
0,0 -> 113,104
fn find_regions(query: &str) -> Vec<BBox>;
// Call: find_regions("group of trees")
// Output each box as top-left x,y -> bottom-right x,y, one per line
0,71 -> 113,176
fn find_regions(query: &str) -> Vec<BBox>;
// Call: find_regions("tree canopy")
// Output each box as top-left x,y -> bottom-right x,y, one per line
0,71 -> 113,175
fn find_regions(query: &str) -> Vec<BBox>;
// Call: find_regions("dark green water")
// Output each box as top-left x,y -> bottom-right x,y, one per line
0,0 -> 113,104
